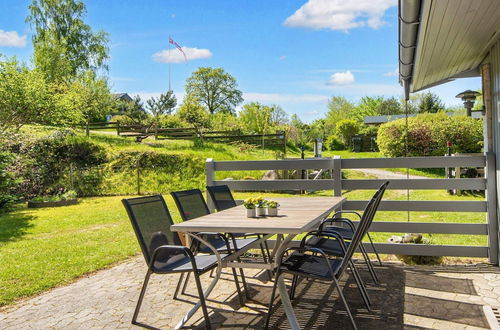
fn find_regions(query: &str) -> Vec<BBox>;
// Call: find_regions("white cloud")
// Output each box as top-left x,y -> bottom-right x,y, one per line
243,92 -> 329,104
384,67 -> 399,77
306,110 -> 319,115
0,30 -> 27,47
328,71 -> 355,85
279,55 -> 286,60
284,0 -> 397,31
152,46 -> 212,63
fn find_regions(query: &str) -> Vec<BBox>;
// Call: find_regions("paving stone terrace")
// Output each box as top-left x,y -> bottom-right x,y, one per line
1,256 -> 499,329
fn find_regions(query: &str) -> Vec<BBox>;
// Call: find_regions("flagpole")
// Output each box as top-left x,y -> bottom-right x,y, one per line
168,35 -> 172,91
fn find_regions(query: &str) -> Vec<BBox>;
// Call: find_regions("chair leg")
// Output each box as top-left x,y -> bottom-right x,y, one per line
260,243 -> 273,280
264,240 -> 272,262
348,260 -> 372,311
230,266 -> 245,306
289,275 -> 299,300
173,272 -> 185,300
181,272 -> 191,295
359,243 -> 379,284
237,257 -> 250,299
264,271 -> 281,330
332,277 -> 358,330
132,269 -> 152,325
367,232 -> 382,266
193,271 -> 212,330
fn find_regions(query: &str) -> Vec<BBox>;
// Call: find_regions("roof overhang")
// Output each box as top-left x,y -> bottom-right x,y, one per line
399,0 -> 500,99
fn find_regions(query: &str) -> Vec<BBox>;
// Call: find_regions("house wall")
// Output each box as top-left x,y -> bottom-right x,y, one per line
485,38 -> 500,256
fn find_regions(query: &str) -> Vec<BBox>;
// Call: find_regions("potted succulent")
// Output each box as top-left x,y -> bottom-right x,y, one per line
244,197 -> 256,218
255,196 -> 267,216
267,200 -> 279,216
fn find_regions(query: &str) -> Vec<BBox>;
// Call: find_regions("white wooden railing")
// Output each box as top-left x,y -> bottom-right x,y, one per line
206,153 -> 499,264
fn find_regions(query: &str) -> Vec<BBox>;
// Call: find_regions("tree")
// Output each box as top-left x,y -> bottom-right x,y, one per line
58,71 -> 112,134
115,95 -> 148,124
239,102 -> 273,134
26,0 -> 109,83
185,67 -> 243,114
378,97 -> 403,115
0,57 -> 56,131
146,90 -> 177,127
335,119 -> 360,146
177,95 -> 210,138
269,105 -> 289,126
417,92 -> 445,113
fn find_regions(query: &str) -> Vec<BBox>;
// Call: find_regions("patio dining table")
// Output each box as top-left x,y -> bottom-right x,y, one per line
171,196 -> 345,329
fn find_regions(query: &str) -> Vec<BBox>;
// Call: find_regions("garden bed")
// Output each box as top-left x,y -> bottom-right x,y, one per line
27,199 -> 78,208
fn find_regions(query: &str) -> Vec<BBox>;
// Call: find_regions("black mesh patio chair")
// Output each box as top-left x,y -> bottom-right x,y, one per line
122,195 -> 230,329
264,193 -> 383,330
171,189 -> 259,301
311,181 -> 389,285
206,185 -> 272,269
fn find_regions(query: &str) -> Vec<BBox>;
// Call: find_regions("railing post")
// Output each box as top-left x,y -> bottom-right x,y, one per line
486,152 -> 499,265
333,156 -> 342,197
206,158 -> 216,212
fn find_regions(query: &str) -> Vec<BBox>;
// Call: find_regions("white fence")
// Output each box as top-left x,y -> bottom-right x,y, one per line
206,153 -> 499,264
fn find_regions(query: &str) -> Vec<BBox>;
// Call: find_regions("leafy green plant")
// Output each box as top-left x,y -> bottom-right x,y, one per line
335,119 -> 360,147
267,200 -> 279,208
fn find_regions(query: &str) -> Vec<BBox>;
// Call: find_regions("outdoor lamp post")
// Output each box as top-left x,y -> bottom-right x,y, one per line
455,90 -> 481,117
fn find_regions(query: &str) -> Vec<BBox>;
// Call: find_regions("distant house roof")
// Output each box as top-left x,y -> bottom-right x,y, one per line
112,93 -> 133,102
364,111 -> 482,125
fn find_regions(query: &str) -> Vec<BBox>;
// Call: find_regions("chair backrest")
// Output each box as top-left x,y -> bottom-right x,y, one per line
171,189 -> 210,221
338,182 -> 389,274
206,185 -> 237,211
122,195 -> 182,265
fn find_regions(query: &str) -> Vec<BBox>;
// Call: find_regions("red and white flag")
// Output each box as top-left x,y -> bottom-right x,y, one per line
169,37 -> 187,61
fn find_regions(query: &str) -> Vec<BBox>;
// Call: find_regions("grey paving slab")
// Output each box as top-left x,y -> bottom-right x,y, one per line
1,257 -> 499,329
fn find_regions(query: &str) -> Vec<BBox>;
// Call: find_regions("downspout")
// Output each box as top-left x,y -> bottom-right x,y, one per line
398,0 -> 422,100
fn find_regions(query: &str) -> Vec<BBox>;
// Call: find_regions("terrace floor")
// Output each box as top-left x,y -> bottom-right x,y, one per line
1,256 -> 499,329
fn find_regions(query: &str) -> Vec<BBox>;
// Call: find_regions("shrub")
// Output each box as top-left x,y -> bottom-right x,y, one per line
335,119 -> 360,147
159,114 -> 187,128
377,113 -> 483,157
0,151 -> 17,213
325,135 -> 345,151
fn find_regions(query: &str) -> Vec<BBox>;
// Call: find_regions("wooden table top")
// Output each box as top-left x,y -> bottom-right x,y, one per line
171,197 -> 345,235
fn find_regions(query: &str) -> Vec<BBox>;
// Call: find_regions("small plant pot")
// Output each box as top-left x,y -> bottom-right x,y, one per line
256,207 -> 266,217
246,208 -> 256,218
268,208 -> 278,216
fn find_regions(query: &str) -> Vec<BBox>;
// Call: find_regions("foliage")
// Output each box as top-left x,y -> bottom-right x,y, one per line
26,0 -> 109,83
417,92 -> 445,113
159,114 -> 186,128
335,119 -> 360,147
177,95 -> 210,137
185,67 -> 243,114
325,96 -> 356,128
210,112 -> 241,131
239,102 -> 288,135
146,90 -> 177,127
267,200 -> 279,208
31,189 -> 77,202
0,151 -> 17,213
11,131 -> 107,198
114,95 -> 148,125
0,57 -> 57,131
325,135 -> 345,151
377,113 -> 483,157
57,71 -> 112,125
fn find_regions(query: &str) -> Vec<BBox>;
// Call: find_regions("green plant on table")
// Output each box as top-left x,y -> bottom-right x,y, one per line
255,196 -> 267,208
267,200 -> 279,208
243,197 -> 256,209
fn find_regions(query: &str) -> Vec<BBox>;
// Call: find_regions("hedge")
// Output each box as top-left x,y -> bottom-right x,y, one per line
377,113 -> 483,157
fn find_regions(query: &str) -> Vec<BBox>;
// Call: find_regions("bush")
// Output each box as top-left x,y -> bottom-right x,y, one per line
0,151 -> 18,213
159,114 -> 187,128
325,135 -> 345,150
335,119 -> 360,147
11,131 -> 107,198
377,113 -> 483,157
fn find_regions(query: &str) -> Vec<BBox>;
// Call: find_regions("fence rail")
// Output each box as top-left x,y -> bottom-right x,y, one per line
206,153 -> 499,263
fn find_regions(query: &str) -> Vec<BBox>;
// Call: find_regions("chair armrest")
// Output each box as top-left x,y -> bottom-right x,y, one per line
300,230 -> 349,255
319,217 -> 357,233
331,210 -> 362,220
149,245 -> 193,270
278,246 -> 336,280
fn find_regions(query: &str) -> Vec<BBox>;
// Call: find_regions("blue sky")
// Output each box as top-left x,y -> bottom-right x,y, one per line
0,0 -> 481,122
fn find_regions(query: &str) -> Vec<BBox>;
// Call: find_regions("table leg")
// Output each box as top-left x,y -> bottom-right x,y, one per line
175,233 -> 222,329
272,233 -> 300,329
